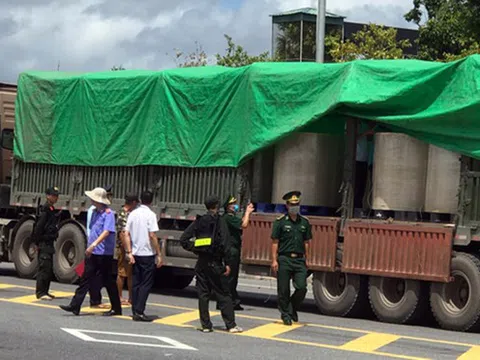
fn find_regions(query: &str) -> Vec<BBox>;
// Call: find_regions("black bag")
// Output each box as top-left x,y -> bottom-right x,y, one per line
182,213 -> 220,255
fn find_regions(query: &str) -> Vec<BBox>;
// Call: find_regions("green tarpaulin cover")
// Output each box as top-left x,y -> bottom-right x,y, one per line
14,55 -> 480,167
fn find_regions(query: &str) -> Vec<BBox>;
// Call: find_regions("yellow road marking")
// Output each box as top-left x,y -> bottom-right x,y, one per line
0,297 -> 58,309
241,322 -> 303,338
0,284 -> 16,289
154,310 -> 209,328
458,346 -> 480,360
81,306 -> 111,313
49,291 -> 75,298
340,333 -> 401,352
148,302 -> 192,311
8,294 -> 40,303
0,283 -> 477,360
264,335 -> 428,360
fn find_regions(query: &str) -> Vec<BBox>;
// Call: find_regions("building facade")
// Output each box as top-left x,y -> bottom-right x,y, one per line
271,7 -> 419,62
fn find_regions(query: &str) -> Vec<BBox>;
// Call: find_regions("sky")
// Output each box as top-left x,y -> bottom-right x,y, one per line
0,0 -> 417,83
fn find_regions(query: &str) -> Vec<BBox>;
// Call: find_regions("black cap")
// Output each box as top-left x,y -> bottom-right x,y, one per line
204,195 -> 220,210
125,192 -> 139,203
103,184 -> 113,193
282,190 -> 301,204
46,186 -> 60,196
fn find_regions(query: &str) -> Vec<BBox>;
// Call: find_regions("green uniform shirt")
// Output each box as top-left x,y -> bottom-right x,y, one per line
222,212 -> 243,249
271,214 -> 312,254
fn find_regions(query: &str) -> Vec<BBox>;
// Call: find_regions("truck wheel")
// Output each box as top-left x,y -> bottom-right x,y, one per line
53,223 -> 86,284
430,252 -> 480,332
369,276 -> 428,324
313,271 -> 369,317
12,220 -> 37,279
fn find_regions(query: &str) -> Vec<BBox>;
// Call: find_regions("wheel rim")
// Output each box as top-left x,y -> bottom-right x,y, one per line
320,272 -> 347,301
378,277 -> 406,307
441,270 -> 471,316
58,237 -> 77,271
19,235 -> 35,266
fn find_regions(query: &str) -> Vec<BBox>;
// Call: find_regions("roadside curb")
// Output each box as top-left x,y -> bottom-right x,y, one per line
238,273 -> 275,281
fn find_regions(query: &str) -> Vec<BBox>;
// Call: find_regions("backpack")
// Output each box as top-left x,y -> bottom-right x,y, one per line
182,213 -> 222,255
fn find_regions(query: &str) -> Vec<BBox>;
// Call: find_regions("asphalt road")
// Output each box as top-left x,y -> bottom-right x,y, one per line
0,263 -> 479,360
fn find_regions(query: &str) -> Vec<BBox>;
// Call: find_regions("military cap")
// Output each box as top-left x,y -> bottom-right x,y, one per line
204,195 -> 220,209
282,190 -> 301,204
46,186 -> 60,196
223,195 -> 237,208
103,184 -> 113,193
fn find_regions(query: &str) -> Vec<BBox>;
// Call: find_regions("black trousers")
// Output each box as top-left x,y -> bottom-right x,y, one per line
132,255 -> 155,315
36,251 -> 54,298
196,257 -> 236,330
89,273 -> 103,306
228,248 -> 241,307
69,255 -> 121,313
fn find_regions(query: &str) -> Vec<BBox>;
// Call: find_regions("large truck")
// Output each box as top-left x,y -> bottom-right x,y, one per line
2,58 -> 480,332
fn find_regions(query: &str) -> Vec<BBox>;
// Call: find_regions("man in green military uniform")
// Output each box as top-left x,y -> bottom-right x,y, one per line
34,186 -> 60,300
219,195 -> 254,311
271,191 -> 312,325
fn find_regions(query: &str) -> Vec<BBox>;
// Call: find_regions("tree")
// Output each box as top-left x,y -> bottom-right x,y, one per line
404,0 -> 480,61
111,65 -> 126,71
325,24 -> 411,62
173,35 -> 273,68
173,41 -> 210,68
215,35 -> 271,67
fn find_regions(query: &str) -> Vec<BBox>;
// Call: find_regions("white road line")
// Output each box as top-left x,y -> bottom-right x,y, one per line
61,328 -> 197,350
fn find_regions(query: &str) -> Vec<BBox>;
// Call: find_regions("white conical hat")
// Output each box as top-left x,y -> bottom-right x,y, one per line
85,187 -> 111,205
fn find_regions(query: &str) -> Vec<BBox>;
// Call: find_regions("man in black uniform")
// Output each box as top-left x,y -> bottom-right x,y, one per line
180,195 -> 243,333
34,186 -> 60,300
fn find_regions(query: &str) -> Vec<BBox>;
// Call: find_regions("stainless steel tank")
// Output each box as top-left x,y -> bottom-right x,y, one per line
372,133 -> 429,212
271,133 -> 344,207
424,145 -> 461,213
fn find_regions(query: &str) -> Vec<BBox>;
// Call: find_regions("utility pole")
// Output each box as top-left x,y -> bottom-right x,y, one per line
316,0 -> 326,63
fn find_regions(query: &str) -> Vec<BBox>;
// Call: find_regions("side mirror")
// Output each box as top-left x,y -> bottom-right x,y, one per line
1,129 -> 14,151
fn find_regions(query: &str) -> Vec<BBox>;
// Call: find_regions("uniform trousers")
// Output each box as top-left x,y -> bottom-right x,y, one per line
132,255 -> 155,315
277,255 -> 308,322
196,256 -> 236,330
36,250 -> 54,298
69,254 -> 121,313
227,247 -> 241,307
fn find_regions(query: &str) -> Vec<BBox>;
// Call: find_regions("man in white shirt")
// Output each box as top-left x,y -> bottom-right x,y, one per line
124,190 -> 162,322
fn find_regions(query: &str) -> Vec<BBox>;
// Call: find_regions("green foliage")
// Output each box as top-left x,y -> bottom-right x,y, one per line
405,0 -> 480,61
173,41 -> 210,68
173,35 -> 273,68
325,24 -> 411,62
215,35 -> 271,67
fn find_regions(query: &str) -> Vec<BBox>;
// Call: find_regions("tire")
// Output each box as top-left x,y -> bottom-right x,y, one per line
369,276 -> 428,324
313,271 -> 369,318
430,252 -> 480,332
154,267 -> 195,290
12,220 -> 38,279
53,223 -> 86,284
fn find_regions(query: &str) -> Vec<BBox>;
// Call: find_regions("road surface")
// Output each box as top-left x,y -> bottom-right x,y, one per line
0,264 -> 479,360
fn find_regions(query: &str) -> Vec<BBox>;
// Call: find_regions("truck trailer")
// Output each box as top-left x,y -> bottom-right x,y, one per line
2,57 -> 480,332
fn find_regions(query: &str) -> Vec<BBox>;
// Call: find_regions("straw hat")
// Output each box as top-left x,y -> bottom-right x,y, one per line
85,187 -> 111,205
